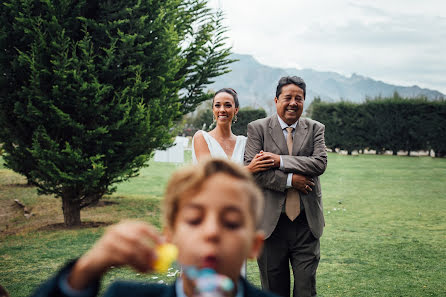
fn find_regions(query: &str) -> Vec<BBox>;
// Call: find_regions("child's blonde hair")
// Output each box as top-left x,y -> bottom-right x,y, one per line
163,158 -> 264,230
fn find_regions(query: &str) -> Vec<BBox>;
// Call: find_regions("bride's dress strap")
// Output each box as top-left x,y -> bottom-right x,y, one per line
231,135 -> 247,165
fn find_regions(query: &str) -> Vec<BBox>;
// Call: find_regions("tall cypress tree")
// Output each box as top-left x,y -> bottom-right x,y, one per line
0,0 -> 234,226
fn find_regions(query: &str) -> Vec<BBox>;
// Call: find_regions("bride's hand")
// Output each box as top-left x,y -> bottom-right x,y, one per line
246,151 -> 275,173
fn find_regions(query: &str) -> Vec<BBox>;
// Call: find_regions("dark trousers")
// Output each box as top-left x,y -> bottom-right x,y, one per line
257,212 -> 320,297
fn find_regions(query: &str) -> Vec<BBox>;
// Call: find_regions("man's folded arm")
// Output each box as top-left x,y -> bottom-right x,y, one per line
252,168 -> 288,192
281,123 -> 327,176
245,123 -> 288,193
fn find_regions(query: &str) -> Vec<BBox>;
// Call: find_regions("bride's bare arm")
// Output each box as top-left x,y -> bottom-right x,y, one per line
193,131 -> 211,161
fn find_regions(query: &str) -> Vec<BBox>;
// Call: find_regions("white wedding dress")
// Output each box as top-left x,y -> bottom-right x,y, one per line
191,130 -> 248,277
192,130 -> 247,165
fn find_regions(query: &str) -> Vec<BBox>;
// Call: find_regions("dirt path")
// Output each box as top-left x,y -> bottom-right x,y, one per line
0,170 -> 31,233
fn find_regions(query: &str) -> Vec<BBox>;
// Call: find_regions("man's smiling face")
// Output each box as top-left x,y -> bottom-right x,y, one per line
275,84 -> 305,126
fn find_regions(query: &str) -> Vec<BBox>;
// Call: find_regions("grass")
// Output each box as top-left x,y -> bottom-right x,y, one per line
1,153 -> 445,296
317,154 -> 446,296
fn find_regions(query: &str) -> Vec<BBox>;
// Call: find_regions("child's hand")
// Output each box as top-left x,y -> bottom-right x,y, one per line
68,221 -> 163,290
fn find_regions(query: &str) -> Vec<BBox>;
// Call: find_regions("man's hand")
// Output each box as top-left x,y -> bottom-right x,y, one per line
246,151 -> 276,173
292,174 -> 315,194
260,152 -> 281,168
68,221 -> 162,290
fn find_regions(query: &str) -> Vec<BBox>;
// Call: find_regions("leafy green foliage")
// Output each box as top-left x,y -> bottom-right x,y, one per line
0,0 -> 234,225
183,99 -> 214,136
232,107 -> 267,136
310,94 -> 446,156
425,100 -> 446,157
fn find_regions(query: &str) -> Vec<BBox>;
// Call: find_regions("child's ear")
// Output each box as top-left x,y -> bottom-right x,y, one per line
248,231 -> 264,259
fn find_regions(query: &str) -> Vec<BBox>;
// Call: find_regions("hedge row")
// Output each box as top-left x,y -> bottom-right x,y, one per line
310,96 -> 446,157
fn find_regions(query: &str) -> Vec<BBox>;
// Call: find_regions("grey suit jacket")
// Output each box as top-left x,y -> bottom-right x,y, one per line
244,115 -> 327,239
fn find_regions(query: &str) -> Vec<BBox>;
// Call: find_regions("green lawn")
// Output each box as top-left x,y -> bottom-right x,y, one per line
1,153 -> 445,296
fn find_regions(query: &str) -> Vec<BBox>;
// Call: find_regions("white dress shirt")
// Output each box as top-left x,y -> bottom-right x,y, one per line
277,115 -> 299,188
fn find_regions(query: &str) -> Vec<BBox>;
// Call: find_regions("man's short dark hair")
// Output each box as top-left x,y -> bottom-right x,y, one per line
276,76 -> 306,99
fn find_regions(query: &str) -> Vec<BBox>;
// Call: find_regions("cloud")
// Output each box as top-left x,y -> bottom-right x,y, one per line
208,0 -> 446,94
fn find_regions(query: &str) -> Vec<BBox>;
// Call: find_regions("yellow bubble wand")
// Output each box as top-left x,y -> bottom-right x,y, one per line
153,243 -> 179,273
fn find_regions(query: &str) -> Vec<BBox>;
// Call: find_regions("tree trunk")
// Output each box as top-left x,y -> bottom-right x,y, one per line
62,193 -> 81,226
393,150 -> 397,156
348,150 -> 352,155
25,176 -> 35,187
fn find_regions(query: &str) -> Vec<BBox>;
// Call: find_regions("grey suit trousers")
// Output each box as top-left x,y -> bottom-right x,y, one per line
257,212 -> 320,297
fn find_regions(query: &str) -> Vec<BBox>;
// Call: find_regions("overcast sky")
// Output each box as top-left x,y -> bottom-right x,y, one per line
208,0 -> 446,94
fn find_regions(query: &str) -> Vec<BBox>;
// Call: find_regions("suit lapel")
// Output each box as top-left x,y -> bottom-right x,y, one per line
268,115 -> 288,155
292,119 -> 308,155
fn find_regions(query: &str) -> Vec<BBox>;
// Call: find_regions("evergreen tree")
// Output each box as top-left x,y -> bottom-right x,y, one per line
425,99 -> 446,157
362,98 -> 388,154
304,96 -> 321,118
311,102 -> 343,151
336,102 -> 367,155
185,99 -> 214,134
312,96 -> 446,157
0,0 -> 234,226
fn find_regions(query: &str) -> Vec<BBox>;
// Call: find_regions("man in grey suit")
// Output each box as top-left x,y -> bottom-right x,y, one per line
244,76 -> 327,297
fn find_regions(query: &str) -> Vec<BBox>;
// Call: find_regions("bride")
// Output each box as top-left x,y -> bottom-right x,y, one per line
192,88 -> 274,277
192,88 -> 273,277
192,88 -> 274,173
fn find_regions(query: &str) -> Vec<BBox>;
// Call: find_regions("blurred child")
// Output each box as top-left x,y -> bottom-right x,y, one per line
31,158 -> 279,297
0,285 -> 10,297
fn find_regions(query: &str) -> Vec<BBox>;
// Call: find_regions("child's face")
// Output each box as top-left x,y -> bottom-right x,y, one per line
167,173 -> 263,281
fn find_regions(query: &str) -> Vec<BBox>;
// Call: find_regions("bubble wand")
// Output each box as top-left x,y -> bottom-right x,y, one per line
184,266 -> 234,297
153,243 -> 234,296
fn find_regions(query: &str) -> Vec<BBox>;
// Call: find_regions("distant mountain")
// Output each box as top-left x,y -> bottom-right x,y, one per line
208,54 -> 445,114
